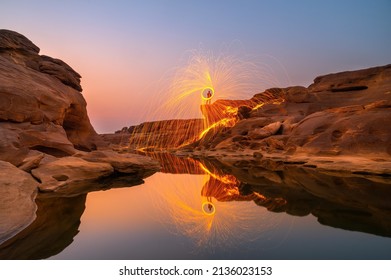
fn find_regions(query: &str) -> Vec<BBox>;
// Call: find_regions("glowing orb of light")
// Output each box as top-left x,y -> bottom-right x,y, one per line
201,87 -> 214,101
202,201 -> 216,215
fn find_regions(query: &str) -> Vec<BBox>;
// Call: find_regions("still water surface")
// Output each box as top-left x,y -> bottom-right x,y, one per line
48,156 -> 391,259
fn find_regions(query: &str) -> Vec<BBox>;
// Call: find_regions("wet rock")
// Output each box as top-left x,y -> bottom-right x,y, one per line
0,161 -> 39,245
0,194 -> 86,259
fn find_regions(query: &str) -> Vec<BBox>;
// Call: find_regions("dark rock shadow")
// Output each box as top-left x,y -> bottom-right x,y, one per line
0,174 -> 147,259
0,194 -> 86,259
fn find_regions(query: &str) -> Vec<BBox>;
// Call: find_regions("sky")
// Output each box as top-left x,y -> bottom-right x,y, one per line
1,0 -> 390,133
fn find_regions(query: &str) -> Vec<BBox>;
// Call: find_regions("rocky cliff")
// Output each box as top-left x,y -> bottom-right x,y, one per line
0,30 -> 160,246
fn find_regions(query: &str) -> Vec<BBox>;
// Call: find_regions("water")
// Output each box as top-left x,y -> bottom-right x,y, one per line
1,154 -> 391,259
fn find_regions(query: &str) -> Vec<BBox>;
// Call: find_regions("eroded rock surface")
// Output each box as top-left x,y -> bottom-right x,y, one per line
175,64 -> 391,175
0,161 -> 38,244
0,30 -> 160,248
0,29 -> 99,158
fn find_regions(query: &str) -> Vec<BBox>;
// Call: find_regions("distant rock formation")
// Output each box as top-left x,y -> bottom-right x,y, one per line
102,118 -> 204,150
106,64 -> 391,174
0,30 -> 160,247
182,64 -> 391,175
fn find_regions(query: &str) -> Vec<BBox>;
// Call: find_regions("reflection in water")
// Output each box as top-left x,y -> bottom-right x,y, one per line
0,195 -> 86,259
147,153 -> 391,239
202,201 -> 215,215
1,152 -> 391,259
147,171 -> 278,254
0,173 -> 149,259
138,155 -> 299,254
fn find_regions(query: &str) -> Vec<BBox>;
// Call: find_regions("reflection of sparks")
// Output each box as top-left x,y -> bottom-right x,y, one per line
147,172 -> 273,252
202,202 -> 216,215
199,162 -> 236,185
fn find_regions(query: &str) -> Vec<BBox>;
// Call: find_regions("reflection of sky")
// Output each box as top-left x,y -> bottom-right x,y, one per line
50,172 -> 391,260
2,1 -> 391,132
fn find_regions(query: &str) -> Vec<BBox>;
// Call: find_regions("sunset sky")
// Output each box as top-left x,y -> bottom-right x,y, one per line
1,0 -> 390,133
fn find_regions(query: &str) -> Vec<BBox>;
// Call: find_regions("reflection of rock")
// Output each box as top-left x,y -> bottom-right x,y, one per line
0,194 -> 86,260
195,157 -> 391,237
142,152 -> 204,174
0,161 -> 38,245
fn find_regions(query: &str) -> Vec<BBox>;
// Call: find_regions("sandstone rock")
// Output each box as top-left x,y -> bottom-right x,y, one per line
309,64 -> 391,93
0,29 -> 39,53
77,150 -> 160,177
237,105 -> 252,119
251,103 -> 288,117
123,119 -> 204,150
248,121 -> 281,140
32,157 -> 114,194
39,55 -> 82,92
0,29 -> 99,157
0,122 -> 77,166
18,151 -> 45,172
0,161 -> 39,245
364,100 -> 391,110
286,106 -> 391,157
253,152 -> 263,159
285,86 -> 310,103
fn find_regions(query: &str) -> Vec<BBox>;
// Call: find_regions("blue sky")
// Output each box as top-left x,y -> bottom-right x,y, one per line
1,0 -> 390,132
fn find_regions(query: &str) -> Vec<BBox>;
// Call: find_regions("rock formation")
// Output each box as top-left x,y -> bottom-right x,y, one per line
109,63 -> 391,176
180,64 -> 391,175
0,30 -> 160,247
102,118 -> 204,150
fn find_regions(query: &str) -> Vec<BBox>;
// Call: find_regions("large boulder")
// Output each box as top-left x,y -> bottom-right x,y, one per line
0,161 -> 39,244
32,157 -> 114,194
0,29 -> 99,159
